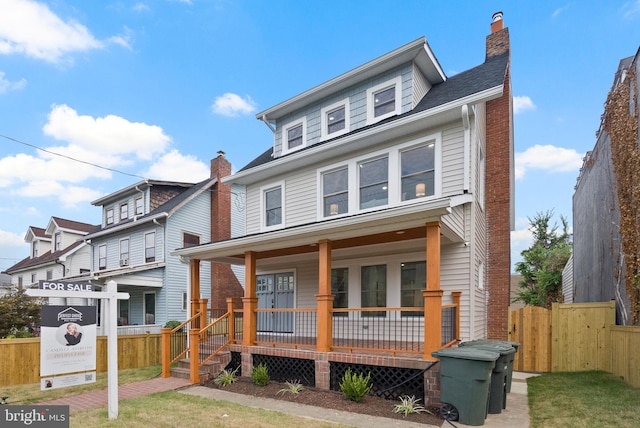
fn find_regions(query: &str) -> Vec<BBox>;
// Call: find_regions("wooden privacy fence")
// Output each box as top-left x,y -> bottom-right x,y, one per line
0,334 -> 161,387
509,301 -> 640,388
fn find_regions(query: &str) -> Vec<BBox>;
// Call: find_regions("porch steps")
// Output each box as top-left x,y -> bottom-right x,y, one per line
170,350 -> 232,382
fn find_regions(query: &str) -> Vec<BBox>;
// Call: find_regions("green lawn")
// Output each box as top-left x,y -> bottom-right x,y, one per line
528,371 -> 640,427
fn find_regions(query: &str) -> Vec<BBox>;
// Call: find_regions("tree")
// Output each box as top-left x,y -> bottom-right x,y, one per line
514,211 -> 572,308
0,287 -> 41,338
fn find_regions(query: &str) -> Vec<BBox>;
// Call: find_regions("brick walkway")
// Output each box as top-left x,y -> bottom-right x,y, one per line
36,377 -> 191,413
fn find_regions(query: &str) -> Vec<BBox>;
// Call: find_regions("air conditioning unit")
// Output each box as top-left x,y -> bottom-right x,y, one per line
120,258 -> 129,267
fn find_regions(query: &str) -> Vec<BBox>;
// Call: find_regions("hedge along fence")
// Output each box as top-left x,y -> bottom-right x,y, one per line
0,334 -> 162,387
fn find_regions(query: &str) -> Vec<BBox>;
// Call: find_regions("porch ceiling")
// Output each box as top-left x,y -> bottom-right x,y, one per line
174,198 -> 459,265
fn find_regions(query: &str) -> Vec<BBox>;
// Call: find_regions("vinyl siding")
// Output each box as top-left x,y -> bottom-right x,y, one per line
412,63 -> 431,108
231,183 -> 246,287
441,124 -> 465,196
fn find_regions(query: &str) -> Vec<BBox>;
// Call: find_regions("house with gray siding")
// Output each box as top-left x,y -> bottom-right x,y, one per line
572,48 -> 640,325
169,13 -> 514,400
83,154 -> 241,329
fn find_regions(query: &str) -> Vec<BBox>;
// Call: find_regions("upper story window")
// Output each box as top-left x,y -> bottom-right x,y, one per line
262,184 -> 284,229
359,157 -> 389,210
322,167 -> 348,217
321,99 -> 350,140
120,203 -> 129,221
119,238 -> 129,266
18,276 -> 23,288
54,233 -> 61,251
400,143 -> 435,201
98,245 -> 107,270
366,76 -> 402,124
32,241 -> 38,258
31,273 -> 36,284
317,134 -> 440,219
106,208 -> 114,225
281,119 -> 306,155
183,232 -> 200,248
145,232 -> 156,263
135,197 -> 144,216
46,269 -> 53,280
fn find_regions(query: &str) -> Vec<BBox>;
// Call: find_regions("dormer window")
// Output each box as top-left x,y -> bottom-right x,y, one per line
366,76 -> 402,124
32,241 -> 38,258
135,197 -> 144,216
54,233 -> 61,251
321,99 -> 350,140
106,208 -> 114,225
282,118 -> 306,155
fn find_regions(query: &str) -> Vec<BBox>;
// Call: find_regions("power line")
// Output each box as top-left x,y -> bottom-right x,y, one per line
0,133 -> 148,180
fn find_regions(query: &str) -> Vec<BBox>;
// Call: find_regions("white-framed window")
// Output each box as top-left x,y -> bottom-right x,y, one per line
32,241 -> 38,258
98,244 -> 107,270
366,76 -> 402,124
106,208 -> 114,225
316,133 -> 440,219
18,276 -> 23,288
361,264 -> 387,317
182,292 -> 188,311
281,118 -> 306,155
322,167 -> 348,217
46,269 -> 53,280
145,232 -> 156,263
120,203 -> 128,221
119,238 -> 129,266
135,197 -> 144,216
54,233 -> 61,251
183,232 -> 200,248
401,261 -> 426,316
332,267 -> 349,317
144,292 -> 156,324
31,273 -> 37,284
477,262 -> 485,290
359,156 -> 389,210
321,99 -> 350,140
261,182 -> 284,230
400,143 -> 435,201
118,300 -> 129,325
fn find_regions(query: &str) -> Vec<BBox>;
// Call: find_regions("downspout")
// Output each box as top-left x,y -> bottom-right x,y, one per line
261,115 -> 276,133
133,182 -> 147,222
54,259 -> 66,278
462,104 -> 471,192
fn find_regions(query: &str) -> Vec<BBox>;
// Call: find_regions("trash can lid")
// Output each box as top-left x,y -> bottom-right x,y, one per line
459,340 -> 516,355
432,347 -> 500,361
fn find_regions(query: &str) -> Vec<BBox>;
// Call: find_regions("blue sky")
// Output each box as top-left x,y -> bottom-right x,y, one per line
1,0 -> 640,273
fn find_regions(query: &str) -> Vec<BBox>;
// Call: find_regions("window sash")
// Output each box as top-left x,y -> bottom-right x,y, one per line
99,245 -> 107,270
106,209 -> 114,225
287,124 -> 303,150
120,239 -> 129,261
327,106 -> 346,134
265,187 -> 282,227
135,197 -> 144,215
401,145 -> 435,201
54,233 -> 61,251
120,204 -> 128,220
145,232 -> 155,262
374,87 -> 395,117
359,157 -> 388,209
323,168 -> 348,216
332,268 -> 348,316
401,261 -> 426,316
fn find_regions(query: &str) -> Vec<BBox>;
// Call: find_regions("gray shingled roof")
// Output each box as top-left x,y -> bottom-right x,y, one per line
239,52 -> 509,172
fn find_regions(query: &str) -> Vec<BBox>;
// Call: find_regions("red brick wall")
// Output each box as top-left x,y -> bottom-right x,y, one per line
485,27 -> 512,340
210,155 -> 244,310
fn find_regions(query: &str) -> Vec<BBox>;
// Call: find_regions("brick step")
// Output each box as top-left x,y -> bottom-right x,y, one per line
170,350 -> 231,382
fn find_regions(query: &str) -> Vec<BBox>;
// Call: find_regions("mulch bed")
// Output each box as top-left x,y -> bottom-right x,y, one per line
204,377 -> 444,426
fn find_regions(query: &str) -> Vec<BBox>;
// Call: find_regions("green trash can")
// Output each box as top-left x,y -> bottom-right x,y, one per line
460,340 -> 520,392
432,347 -> 500,426
458,341 -> 516,414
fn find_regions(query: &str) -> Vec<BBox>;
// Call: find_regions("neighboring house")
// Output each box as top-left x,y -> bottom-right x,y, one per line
83,154 -> 242,329
0,272 -> 12,296
510,274 -> 525,311
5,217 -> 97,294
170,12 -> 514,396
572,48 -> 640,325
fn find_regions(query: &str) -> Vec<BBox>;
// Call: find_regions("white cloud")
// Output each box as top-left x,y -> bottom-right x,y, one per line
212,93 -> 256,117
143,150 -> 210,182
552,5 -> 570,19
59,185 -> 103,208
515,145 -> 584,180
0,229 -> 25,247
0,0 -> 104,63
513,96 -> 536,114
43,104 -> 171,161
133,3 -> 150,12
0,71 -> 26,93
622,0 -> 640,19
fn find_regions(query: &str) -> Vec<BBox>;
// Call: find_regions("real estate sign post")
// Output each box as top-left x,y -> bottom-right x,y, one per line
27,280 -> 129,420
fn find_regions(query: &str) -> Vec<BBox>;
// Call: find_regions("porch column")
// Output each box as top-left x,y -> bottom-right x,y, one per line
424,222 -> 443,358
190,259 -> 201,325
242,251 -> 257,346
316,240 -> 334,353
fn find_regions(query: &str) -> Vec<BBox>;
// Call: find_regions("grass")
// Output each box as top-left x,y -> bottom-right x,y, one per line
528,371 -> 640,427
2,365 -> 163,405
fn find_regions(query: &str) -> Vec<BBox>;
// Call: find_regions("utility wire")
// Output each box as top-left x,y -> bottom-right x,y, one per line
0,133 -> 147,180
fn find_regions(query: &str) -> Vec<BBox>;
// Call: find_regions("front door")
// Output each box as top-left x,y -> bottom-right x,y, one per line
257,272 -> 294,333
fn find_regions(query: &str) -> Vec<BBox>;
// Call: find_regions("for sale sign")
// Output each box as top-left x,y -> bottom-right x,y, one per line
39,305 -> 97,389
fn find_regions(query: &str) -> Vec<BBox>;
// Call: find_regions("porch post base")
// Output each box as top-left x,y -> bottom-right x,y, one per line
242,297 -> 258,346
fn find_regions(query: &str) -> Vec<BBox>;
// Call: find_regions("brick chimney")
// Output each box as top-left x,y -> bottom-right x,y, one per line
484,12 -> 513,340
210,151 -> 243,310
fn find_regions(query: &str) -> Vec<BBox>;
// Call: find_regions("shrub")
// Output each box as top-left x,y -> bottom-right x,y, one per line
339,368 -> 372,402
214,368 -> 238,387
393,395 -> 430,417
164,320 -> 182,330
251,363 -> 270,386
277,380 -> 304,395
